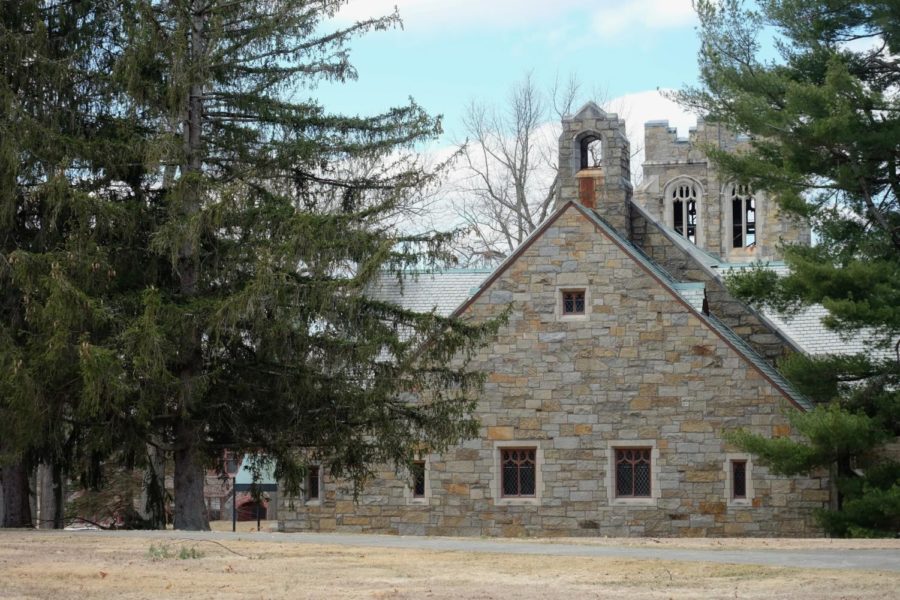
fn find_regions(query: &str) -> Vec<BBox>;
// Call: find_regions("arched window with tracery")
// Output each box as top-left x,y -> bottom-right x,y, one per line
665,180 -> 700,245
729,184 -> 757,248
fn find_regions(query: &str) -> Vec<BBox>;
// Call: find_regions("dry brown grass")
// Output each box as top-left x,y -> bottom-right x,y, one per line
1,530 -> 898,600
206,520 -> 900,551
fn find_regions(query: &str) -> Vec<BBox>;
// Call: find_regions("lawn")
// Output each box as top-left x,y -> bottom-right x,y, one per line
1,529 -> 898,599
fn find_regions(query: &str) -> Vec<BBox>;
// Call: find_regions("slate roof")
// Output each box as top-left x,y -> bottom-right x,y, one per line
369,269 -> 490,316
762,305 -> 889,358
719,265 -> 888,359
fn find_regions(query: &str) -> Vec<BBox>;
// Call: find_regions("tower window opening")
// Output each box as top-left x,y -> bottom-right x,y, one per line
579,135 -> 603,169
731,184 -> 757,248
670,183 -> 698,244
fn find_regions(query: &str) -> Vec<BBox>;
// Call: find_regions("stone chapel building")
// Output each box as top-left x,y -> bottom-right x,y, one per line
278,103 -> 839,537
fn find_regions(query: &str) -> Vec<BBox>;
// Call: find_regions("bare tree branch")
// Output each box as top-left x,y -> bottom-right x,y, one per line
448,73 -> 607,266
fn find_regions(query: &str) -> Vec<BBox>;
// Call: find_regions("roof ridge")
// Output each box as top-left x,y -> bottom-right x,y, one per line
380,267 -> 495,275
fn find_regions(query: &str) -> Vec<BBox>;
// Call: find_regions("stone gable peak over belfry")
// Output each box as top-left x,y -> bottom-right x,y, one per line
570,101 -> 606,120
556,103 -> 632,233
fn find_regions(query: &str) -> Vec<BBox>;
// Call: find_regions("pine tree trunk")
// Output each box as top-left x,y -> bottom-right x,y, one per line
172,420 -> 209,531
169,0 -> 209,531
37,462 -> 65,529
1,461 -> 33,528
140,443 -> 167,529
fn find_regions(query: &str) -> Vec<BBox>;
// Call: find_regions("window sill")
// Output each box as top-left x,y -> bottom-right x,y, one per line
495,497 -> 540,506
304,500 -> 321,507
727,499 -> 753,508
406,497 -> 429,506
559,314 -> 589,321
609,497 -> 657,507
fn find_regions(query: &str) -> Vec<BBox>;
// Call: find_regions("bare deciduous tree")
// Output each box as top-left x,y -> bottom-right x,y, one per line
448,73 -> 602,265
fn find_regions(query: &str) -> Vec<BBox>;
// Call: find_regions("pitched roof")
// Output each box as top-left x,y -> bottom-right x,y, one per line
369,269 -> 490,316
763,303 -> 890,359
629,201 -> 887,359
717,265 -> 890,359
569,101 -> 607,120
448,202 -> 811,409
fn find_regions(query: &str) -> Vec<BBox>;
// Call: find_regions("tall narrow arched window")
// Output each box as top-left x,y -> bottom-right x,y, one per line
666,180 -> 700,245
579,135 -> 602,169
729,184 -> 757,248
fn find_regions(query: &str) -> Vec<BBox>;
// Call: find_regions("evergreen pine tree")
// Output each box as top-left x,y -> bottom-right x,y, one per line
0,0 -> 134,527
106,0 -> 497,530
3,1 -> 498,531
678,0 -> 900,536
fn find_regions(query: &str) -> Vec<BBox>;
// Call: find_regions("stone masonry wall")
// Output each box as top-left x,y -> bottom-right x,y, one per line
630,206 -> 799,364
279,206 -> 828,537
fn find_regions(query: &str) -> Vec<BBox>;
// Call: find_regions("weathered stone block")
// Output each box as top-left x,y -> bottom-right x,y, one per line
685,470 -> 719,483
445,483 -> 470,496
487,426 -> 514,440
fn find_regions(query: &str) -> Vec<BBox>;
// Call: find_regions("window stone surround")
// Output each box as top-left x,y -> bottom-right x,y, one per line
605,440 -> 660,507
491,441 -> 544,506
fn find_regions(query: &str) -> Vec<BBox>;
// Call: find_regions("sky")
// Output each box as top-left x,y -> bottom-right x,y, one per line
311,0 -> 703,147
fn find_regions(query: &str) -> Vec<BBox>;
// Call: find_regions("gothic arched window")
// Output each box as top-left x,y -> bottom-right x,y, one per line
666,180 -> 700,245
729,184 -> 757,248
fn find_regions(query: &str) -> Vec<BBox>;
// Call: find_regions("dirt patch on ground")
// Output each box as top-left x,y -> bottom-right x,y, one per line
210,520 -> 900,552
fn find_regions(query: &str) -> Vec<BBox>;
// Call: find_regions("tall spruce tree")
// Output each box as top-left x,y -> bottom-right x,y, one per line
678,0 -> 900,536
3,1 -> 497,531
106,0 -> 496,530
0,0 -> 133,527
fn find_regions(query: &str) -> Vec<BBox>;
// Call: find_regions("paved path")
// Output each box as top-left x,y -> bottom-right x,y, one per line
72,530 -> 900,572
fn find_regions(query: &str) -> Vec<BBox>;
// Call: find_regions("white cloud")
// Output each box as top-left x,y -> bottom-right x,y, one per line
336,0 -> 587,29
591,0 -> 696,37
336,0 -> 695,33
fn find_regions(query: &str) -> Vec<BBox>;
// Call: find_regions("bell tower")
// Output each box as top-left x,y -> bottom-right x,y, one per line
557,102 -> 632,233
635,119 -> 811,262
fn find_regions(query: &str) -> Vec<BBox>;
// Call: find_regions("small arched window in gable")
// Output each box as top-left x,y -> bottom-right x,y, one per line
729,184 -> 757,248
669,182 -> 699,244
579,135 -> 602,169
